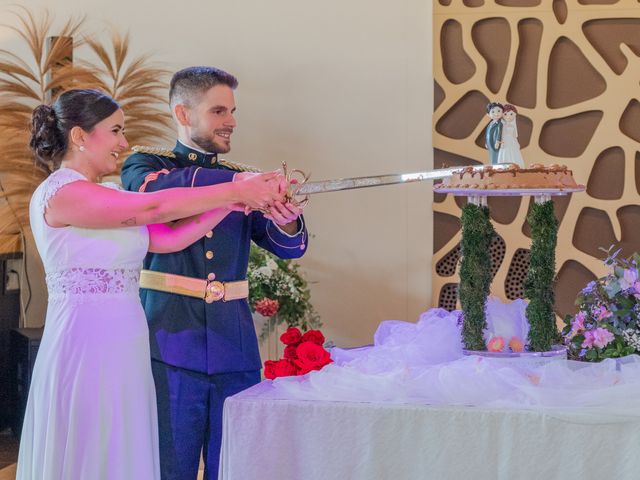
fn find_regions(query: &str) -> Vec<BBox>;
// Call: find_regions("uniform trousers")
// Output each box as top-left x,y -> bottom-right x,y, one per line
152,359 -> 260,480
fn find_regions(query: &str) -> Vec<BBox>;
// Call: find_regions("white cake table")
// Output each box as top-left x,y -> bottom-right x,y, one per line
218,381 -> 640,480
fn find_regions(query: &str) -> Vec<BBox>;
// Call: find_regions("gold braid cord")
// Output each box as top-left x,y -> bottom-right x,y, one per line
217,158 -> 262,173
131,145 -> 176,158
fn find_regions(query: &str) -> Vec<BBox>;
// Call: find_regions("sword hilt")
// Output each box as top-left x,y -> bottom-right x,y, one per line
252,161 -> 311,215
282,161 -> 311,208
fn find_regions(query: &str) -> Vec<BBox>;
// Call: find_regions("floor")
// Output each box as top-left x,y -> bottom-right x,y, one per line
0,430 -> 17,471
0,429 -> 18,480
0,465 -> 204,480
0,464 -> 204,479
0,464 -> 15,480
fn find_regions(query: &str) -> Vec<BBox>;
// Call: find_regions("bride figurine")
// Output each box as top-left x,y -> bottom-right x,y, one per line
497,104 -> 525,168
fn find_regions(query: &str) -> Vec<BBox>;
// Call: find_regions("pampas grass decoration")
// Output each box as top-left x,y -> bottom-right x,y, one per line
0,8 -> 98,253
84,30 -> 172,169
0,8 -> 171,253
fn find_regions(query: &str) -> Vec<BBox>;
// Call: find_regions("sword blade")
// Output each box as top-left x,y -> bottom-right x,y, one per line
295,164 -> 511,196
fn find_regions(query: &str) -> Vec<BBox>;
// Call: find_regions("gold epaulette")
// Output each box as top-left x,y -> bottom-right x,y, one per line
217,158 -> 262,173
131,145 -> 176,158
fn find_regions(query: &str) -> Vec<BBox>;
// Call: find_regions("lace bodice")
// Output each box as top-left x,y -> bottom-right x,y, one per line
45,267 -> 141,301
30,168 -> 149,300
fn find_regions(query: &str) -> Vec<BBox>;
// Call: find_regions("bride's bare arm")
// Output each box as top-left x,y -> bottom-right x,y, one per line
45,172 -> 282,229
146,208 -> 231,253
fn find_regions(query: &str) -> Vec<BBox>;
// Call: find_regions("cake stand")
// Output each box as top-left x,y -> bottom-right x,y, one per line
436,184 -> 585,361
435,186 -> 585,201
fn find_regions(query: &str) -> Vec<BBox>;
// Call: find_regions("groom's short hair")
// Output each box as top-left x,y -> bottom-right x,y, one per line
486,102 -> 504,113
169,66 -> 238,108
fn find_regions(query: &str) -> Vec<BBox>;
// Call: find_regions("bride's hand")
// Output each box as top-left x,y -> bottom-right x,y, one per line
232,171 -> 285,211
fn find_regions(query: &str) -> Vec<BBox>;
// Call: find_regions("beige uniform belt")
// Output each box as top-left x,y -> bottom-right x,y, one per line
139,269 -> 249,303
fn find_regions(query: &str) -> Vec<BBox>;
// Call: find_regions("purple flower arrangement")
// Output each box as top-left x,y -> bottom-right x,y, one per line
563,248 -> 640,361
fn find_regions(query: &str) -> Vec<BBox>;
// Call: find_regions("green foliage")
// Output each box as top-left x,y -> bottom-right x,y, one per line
524,200 -> 559,352
248,244 -> 321,341
459,203 -> 494,350
562,247 -> 640,361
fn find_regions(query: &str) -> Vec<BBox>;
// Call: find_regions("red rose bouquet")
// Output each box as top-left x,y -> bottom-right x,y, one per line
263,327 -> 333,379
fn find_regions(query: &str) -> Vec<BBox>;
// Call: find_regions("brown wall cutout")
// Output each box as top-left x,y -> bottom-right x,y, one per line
555,260 -> 597,318
573,207 -> 616,258
436,90 -> 489,139
587,147 -> 624,200
547,36 -> 606,108
441,19 -> 476,84
506,18 -> 542,108
539,111 -> 602,157
553,0 -> 568,24
620,99 -> 640,143
472,17 -> 510,94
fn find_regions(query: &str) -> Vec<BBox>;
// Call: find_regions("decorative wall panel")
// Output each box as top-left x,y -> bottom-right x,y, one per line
433,0 -> 640,320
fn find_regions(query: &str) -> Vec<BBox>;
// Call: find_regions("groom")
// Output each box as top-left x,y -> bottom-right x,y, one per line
121,66 -> 308,479
485,101 -> 504,164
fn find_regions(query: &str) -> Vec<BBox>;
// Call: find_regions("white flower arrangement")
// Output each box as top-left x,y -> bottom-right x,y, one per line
247,244 -> 321,341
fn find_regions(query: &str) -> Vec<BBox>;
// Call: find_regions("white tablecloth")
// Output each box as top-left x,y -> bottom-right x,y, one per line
219,381 -> 640,480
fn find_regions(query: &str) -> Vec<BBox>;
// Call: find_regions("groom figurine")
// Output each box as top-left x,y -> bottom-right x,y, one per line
485,102 -> 504,165
121,66 -> 307,479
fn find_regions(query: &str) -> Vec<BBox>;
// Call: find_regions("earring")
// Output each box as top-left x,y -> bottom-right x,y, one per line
79,145 -> 86,152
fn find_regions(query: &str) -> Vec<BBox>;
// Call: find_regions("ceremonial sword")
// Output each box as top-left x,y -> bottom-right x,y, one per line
283,163 -> 514,205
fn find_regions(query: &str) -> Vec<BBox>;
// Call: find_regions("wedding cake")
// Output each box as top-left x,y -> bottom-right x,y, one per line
434,164 -> 582,192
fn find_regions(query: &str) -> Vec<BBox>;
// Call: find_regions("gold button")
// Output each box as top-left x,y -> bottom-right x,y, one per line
205,230 -> 213,238
188,152 -> 198,161
205,250 -> 214,260
207,273 -> 216,281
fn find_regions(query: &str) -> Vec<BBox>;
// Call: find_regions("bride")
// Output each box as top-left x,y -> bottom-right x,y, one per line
497,103 -> 525,168
16,89 -> 288,479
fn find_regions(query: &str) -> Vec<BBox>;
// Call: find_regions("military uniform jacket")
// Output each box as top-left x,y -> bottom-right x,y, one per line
121,141 -> 308,375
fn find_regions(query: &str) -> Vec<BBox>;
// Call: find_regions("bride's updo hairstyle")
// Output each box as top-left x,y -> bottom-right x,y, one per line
30,89 -> 120,173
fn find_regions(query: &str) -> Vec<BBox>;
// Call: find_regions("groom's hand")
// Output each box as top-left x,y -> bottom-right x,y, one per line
264,201 -> 303,235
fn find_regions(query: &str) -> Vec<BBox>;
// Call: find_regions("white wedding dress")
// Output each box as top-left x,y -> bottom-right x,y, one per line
17,168 -> 160,479
497,121 -> 525,168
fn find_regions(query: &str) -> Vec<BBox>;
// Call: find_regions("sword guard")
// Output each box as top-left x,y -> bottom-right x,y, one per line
252,161 -> 311,216
281,161 -> 310,208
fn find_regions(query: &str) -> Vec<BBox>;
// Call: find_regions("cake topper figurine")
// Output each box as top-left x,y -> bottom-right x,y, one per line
497,103 -> 525,168
485,102 -> 504,165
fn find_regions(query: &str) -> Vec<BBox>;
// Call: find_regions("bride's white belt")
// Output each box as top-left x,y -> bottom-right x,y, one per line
139,269 -> 249,303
